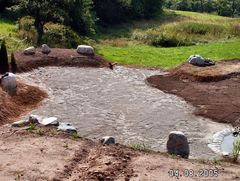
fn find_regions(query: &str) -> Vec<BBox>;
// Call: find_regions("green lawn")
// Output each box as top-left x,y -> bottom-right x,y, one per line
97,10 -> 240,68
98,40 -> 240,68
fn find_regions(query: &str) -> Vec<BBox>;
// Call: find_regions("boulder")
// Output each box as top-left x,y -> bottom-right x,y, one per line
42,44 -> 51,54
77,45 -> 94,55
1,72 -> 17,95
167,131 -> 190,159
188,55 -> 206,66
39,117 -> 59,126
57,122 -> 77,134
24,46 -> 36,55
100,136 -> 116,145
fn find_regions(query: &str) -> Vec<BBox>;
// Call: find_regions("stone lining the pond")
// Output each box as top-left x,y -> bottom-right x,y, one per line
208,128 -> 235,156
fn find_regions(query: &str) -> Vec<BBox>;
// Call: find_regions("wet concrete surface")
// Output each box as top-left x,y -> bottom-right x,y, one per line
19,66 -> 230,158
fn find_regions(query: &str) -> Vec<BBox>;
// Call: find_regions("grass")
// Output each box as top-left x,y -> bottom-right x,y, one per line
97,40 -> 240,68
129,142 -> 151,152
96,9 -> 240,68
232,138 -> 240,163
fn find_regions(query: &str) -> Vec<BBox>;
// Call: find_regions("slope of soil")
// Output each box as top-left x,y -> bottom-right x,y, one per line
170,59 -> 240,82
15,48 -> 110,73
147,59 -> 240,127
0,80 -> 47,126
0,126 -> 239,181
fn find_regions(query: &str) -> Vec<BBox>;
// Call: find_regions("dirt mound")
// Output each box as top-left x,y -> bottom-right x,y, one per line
1,126 -> 240,180
0,80 -> 47,126
147,59 -> 240,127
15,48 -> 110,73
171,59 -> 240,82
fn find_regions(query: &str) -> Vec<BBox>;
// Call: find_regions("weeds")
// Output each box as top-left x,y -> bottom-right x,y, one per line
232,138 -> 240,163
71,132 -> 80,140
27,123 -> 37,131
130,142 -> 150,152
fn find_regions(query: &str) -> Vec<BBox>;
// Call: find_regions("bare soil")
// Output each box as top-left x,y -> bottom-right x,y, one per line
0,80 -> 47,126
15,48 -> 110,73
147,59 -> 240,127
0,126 -> 239,181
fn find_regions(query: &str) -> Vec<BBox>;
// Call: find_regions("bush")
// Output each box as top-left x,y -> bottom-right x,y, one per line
42,23 -> 83,48
18,16 -> 37,43
0,40 -> 9,74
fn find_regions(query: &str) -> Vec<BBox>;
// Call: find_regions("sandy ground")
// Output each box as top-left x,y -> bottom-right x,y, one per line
0,125 -> 239,181
18,66 -> 230,159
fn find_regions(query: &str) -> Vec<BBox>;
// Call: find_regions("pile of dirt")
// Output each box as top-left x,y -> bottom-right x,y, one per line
0,80 -> 47,126
1,126 -> 240,180
147,59 -> 240,127
15,48 -> 111,73
171,59 -> 240,82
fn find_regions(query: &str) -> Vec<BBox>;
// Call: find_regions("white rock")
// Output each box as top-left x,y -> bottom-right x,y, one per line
57,123 -> 77,134
100,136 -> 116,145
24,46 -> 36,55
12,120 -> 30,127
77,45 -> 94,55
39,117 -> 59,126
41,44 -> 51,54
1,72 -> 17,95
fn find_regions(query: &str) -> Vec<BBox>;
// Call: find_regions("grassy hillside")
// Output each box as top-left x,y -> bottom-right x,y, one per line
97,10 -> 240,68
0,18 -> 28,53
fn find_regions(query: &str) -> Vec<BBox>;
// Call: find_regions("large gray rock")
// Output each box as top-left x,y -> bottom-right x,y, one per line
1,73 -> 17,95
76,45 -> 94,55
42,44 -> 51,54
24,46 -> 36,55
167,131 -> 190,159
188,55 -> 206,66
100,136 -> 116,145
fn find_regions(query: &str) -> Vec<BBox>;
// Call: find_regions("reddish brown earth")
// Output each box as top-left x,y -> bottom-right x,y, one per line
0,126 -> 239,181
0,80 -> 47,126
15,48 -> 110,73
147,59 -> 240,127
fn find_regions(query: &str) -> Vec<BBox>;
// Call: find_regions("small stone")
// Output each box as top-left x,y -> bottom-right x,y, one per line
57,123 -> 77,134
41,44 -> 51,54
12,120 -> 30,127
1,72 -> 17,96
29,114 -> 42,124
24,46 -> 36,55
167,131 -> 190,159
76,45 -> 94,55
39,117 -> 59,126
100,136 -> 115,145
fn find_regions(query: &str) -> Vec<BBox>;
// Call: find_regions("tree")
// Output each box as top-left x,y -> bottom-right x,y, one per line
0,40 -> 9,74
216,0 -> 240,17
10,52 -> 17,73
19,0 -> 66,44
63,0 -> 96,35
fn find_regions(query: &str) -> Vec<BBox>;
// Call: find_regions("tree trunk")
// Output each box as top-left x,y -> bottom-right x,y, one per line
34,20 -> 44,45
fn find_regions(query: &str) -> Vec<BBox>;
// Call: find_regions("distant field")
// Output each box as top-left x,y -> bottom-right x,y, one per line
0,18 -> 28,52
98,41 -> 240,68
97,10 -> 240,68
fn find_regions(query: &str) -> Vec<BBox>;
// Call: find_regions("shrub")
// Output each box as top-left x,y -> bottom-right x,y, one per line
232,138 -> 240,162
0,40 -> 9,74
18,16 -> 37,43
42,23 -> 83,48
